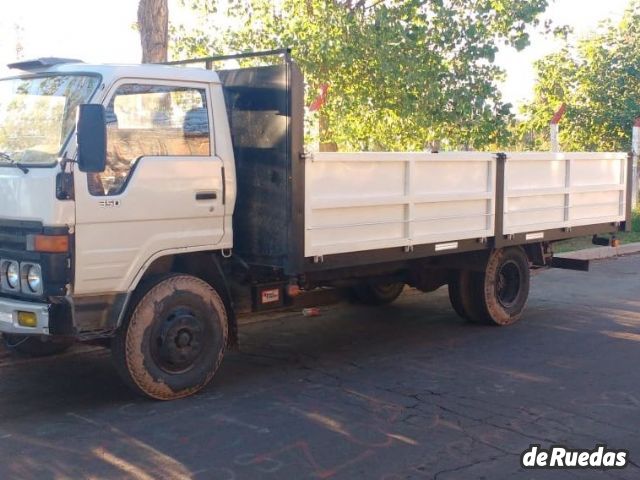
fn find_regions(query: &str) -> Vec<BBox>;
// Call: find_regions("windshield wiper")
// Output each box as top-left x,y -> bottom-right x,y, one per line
0,152 -> 29,174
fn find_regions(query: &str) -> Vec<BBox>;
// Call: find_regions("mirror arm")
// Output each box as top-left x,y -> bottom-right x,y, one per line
59,156 -> 75,172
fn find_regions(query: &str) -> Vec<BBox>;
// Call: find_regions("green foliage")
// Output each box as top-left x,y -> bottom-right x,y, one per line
171,0 -> 549,151
521,0 -> 640,151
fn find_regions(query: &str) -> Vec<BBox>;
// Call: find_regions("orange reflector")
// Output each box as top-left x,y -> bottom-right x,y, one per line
286,284 -> 302,298
18,311 -> 37,328
28,234 -> 69,253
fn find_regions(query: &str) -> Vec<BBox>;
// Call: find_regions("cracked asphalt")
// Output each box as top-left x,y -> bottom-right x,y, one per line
1,255 -> 639,479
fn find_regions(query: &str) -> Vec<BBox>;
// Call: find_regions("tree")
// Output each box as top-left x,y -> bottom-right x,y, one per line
521,0 -> 640,151
138,0 -> 169,63
172,0 -> 550,151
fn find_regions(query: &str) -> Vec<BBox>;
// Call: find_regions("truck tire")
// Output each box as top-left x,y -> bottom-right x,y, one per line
353,282 -> 404,305
448,270 -> 479,321
111,274 -> 228,400
3,334 -> 73,357
470,247 -> 530,326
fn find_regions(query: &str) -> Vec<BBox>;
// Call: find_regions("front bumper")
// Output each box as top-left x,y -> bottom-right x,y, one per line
0,293 -> 128,339
0,297 -> 50,336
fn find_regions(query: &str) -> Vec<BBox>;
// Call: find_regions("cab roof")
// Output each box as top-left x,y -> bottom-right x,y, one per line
6,58 -> 221,84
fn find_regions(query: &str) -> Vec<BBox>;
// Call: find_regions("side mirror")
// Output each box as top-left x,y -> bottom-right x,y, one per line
76,104 -> 107,173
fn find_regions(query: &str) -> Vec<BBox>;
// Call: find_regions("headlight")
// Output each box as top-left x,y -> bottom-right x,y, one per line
26,265 -> 42,293
7,262 -> 19,289
20,263 -> 43,295
0,260 -> 20,291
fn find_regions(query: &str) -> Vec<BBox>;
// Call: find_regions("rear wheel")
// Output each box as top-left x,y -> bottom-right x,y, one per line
474,247 -> 530,325
3,334 -> 73,357
448,270 -> 479,321
353,282 -> 405,305
111,274 -> 228,400
449,248 -> 530,326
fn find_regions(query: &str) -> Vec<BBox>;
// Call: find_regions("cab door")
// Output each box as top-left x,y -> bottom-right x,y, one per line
74,80 -> 226,295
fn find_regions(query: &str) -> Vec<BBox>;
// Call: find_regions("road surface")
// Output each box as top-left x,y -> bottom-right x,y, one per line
1,256 -> 639,479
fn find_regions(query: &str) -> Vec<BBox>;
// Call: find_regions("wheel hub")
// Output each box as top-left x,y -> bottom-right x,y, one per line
496,260 -> 521,308
176,330 -> 192,348
153,308 -> 205,373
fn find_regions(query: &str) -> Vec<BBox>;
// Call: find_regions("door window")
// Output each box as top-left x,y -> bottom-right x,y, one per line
88,84 -> 210,196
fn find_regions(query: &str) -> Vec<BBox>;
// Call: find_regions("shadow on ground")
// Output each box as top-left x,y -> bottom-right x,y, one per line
1,256 -> 639,479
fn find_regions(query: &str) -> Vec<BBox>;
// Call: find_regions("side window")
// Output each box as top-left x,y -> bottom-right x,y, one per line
88,84 -> 210,196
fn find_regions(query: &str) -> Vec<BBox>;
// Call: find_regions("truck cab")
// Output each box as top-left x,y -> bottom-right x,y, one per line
0,59 -> 235,343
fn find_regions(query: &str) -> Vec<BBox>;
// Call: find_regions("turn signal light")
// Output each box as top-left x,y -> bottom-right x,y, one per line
18,311 -> 37,328
286,284 -> 302,297
27,234 -> 69,253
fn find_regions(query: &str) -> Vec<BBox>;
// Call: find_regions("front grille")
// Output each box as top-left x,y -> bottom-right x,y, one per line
0,220 -> 71,299
0,220 -> 43,251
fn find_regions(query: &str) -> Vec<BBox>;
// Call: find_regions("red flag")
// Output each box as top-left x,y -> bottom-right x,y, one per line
550,103 -> 567,125
309,83 -> 329,112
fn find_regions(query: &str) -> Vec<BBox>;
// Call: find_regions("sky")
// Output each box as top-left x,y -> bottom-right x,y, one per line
496,0 -> 630,108
0,0 -> 632,110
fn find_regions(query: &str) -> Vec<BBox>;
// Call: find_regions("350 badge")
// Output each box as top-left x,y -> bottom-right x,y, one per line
98,200 -> 121,208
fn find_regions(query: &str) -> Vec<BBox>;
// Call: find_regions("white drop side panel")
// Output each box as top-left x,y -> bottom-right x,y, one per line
305,152 -> 496,257
503,152 -> 627,235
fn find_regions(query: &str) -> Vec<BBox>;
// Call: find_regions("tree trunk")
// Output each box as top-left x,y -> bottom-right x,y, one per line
138,0 -> 169,63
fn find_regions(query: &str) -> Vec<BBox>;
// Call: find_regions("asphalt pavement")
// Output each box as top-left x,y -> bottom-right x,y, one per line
1,255 -> 639,479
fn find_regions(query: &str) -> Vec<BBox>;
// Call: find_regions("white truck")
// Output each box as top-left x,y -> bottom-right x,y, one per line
0,50 -> 633,400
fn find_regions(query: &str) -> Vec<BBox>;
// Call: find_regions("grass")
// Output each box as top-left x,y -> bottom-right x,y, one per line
553,208 -> 640,253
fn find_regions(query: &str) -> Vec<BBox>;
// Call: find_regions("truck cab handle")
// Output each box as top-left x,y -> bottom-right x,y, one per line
195,191 -> 217,201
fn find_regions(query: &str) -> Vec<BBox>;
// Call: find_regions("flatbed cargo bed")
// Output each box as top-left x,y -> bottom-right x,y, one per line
165,52 -> 633,278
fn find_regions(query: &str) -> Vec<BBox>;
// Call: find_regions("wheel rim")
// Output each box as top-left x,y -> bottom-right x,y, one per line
496,260 -> 521,308
150,306 -> 211,374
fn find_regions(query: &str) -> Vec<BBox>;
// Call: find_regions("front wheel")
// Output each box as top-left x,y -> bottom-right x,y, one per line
111,274 -> 228,400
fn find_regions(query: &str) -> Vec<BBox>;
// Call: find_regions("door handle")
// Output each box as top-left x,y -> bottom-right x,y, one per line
195,191 -> 217,201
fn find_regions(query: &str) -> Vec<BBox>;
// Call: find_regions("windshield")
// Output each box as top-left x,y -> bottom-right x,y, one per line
0,74 -> 100,166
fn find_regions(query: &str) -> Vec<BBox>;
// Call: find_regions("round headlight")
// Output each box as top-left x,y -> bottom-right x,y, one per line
6,262 -> 19,289
26,265 -> 42,293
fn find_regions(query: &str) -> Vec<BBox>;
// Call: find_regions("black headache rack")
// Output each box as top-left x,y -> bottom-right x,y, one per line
166,49 -> 306,275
